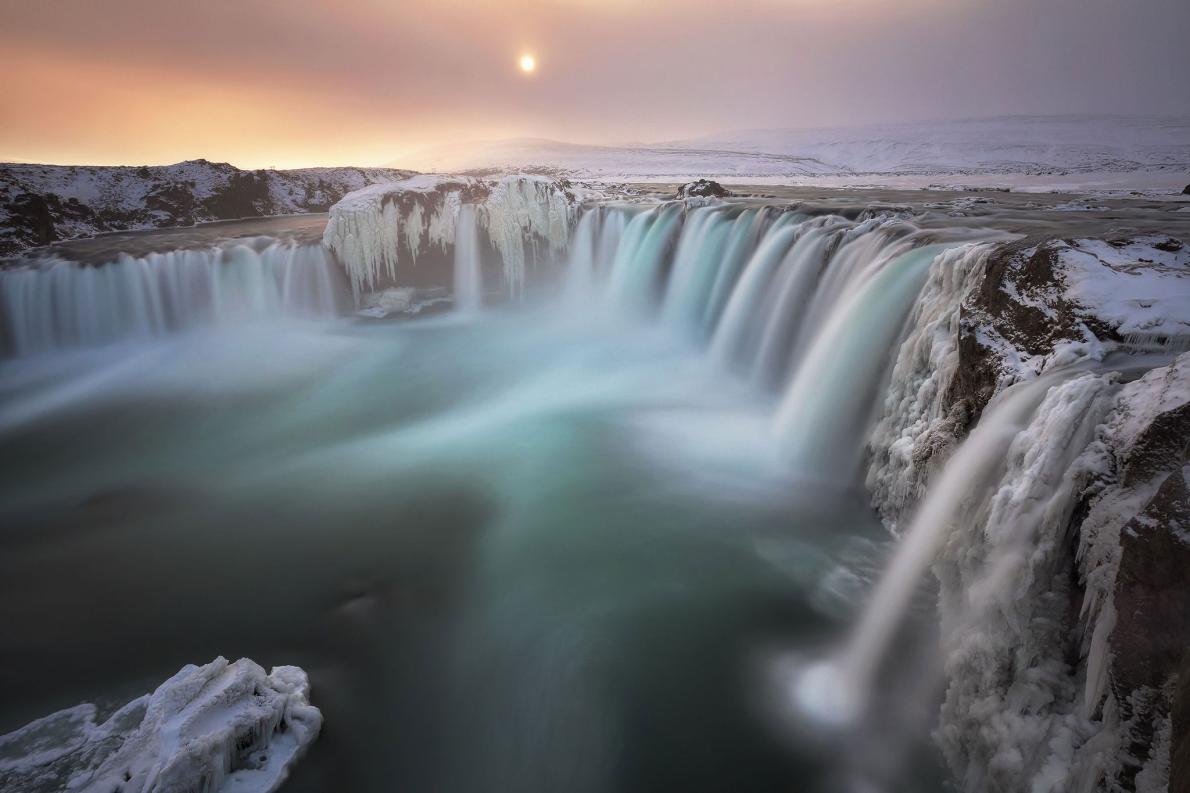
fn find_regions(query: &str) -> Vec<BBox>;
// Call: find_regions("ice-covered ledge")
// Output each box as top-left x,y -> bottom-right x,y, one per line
0,657 -> 322,793
322,173 -> 579,301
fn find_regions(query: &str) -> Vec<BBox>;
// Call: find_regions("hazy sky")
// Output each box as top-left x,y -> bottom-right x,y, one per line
2,0 -> 1187,168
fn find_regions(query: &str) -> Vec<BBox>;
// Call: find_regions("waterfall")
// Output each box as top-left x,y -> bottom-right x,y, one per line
0,240 -> 346,356
454,204 -> 483,314
607,205 -> 684,312
772,242 -> 947,478
564,201 -> 956,484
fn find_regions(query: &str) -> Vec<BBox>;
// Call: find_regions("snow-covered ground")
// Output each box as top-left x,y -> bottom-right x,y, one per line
401,115 -> 1190,194
0,160 -> 413,256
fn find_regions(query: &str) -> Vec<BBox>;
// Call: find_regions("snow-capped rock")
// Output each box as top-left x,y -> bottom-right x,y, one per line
0,160 -> 415,257
674,179 -> 732,199
0,657 -> 322,793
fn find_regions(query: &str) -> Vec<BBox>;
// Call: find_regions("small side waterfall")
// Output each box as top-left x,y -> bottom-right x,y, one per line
454,205 -> 483,314
0,240 -> 346,356
834,372 -> 1076,710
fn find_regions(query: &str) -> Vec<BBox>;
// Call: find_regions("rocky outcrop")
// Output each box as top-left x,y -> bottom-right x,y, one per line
0,160 -> 415,257
323,173 -> 579,302
675,179 -> 732,199
868,233 -> 1190,792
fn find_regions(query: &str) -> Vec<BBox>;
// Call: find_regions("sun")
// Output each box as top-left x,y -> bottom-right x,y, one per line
519,53 -> 536,74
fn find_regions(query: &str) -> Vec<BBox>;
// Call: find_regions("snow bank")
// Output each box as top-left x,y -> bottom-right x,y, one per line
0,657 -> 322,793
1058,236 -> 1190,346
323,174 -> 577,302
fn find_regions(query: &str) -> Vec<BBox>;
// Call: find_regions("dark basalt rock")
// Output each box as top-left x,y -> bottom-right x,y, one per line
1174,654 -> 1190,793
1182,184 -> 1190,195
675,179 -> 732,199
1111,467 -> 1190,787
7,193 -> 59,248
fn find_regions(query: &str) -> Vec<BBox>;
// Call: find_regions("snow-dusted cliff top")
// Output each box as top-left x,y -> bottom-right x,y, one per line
0,160 -> 414,256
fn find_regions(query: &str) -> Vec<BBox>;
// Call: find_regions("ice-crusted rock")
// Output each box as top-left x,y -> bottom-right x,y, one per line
0,657 -> 322,793
0,160 -> 415,257
674,179 -> 732,200
868,231 -> 1190,791
323,173 -> 578,302
864,232 -> 1189,525
865,242 -> 995,524
1072,354 -> 1190,791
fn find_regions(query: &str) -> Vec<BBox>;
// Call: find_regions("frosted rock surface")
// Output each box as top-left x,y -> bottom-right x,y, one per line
0,657 -> 322,793
323,173 -> 577,301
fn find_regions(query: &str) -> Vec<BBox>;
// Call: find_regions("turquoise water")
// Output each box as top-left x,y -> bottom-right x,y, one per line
0,308 -> 940,792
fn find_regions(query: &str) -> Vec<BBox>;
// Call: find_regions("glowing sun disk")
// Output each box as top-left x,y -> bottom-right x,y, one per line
519,53 -> 536,73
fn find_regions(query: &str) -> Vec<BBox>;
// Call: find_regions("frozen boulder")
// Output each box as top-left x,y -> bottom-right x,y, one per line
0,657 -> 322,793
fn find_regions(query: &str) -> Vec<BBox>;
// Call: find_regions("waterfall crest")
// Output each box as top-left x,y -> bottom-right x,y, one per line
563,201 -> 961,480
0,241 -> 346,356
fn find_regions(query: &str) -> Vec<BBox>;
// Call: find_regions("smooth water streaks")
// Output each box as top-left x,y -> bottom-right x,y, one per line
0,241 -> 346,356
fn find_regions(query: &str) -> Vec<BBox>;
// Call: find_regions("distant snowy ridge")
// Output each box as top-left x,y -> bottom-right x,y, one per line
402,116 -> 1190,186
0,160 -> 415,257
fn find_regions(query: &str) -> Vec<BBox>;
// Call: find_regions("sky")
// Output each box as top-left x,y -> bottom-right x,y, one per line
1,0 -> 1188,169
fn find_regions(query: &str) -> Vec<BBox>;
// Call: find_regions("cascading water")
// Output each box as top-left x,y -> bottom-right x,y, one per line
454,204 -> 483,314
5,185 -> 1180,793
0,240 -> 346,356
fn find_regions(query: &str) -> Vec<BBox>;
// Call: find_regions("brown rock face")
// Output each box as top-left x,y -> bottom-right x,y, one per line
1112,468 -> 1190,784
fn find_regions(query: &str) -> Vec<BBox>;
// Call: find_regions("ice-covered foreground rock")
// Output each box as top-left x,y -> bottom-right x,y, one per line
0,657 -> 322,793
323,173 -> 579,301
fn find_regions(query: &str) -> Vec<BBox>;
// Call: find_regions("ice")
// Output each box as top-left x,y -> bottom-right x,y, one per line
865,242 -> 997,523
0,657 -> 322,793
323,173 -> 577,302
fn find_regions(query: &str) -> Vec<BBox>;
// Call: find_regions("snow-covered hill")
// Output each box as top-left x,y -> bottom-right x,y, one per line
0,160 -> 415,256
401,115 -> 1190,190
